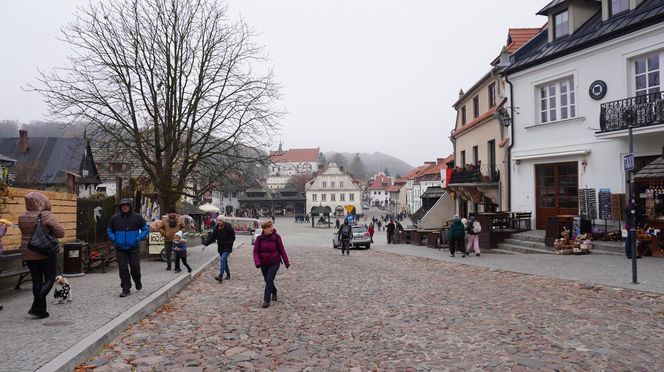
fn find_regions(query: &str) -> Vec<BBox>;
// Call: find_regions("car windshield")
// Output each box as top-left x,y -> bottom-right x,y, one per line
352,226 -> 367,233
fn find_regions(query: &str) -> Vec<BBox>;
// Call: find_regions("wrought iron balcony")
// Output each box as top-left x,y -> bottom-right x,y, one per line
448,164 -> 499,185
599,92 -> 664,132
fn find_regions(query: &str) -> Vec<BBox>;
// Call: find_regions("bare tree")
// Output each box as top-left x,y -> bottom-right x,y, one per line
33,0 -> 282,208
289,173 -> 314,193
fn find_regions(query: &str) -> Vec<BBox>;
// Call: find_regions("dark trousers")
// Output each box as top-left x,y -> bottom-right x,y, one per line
175,251 -> 191,272
26,254 -> 57,314
449,237 -> 463,255
116,248 -> 141,291
387,231 -> 394,244
164,241 -> 173,268
260,263 -> 280,302
341,239 -> 351,255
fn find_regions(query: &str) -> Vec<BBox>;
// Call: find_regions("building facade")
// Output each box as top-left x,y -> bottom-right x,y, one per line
305,162 -> 364,216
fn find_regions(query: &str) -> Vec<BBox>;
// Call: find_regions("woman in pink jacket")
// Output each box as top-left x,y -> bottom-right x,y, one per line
253,220 -> 290,309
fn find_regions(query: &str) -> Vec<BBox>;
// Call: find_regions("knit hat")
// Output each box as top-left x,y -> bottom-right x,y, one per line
175,231 -> 183,239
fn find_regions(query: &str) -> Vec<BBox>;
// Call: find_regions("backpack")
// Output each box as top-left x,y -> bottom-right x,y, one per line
473,221 -> 482,234
341,225 -> 351,239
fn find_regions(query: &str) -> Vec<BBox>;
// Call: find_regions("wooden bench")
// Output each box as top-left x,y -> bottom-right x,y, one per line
85,242 -> 115,273
0,252 -> 31,290
512,212 -> 532,231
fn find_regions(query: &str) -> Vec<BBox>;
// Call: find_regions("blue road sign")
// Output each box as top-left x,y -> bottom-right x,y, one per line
624,153 -> 634,171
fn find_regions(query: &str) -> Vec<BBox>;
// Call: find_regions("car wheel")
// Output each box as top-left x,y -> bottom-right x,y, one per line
365,244 -> 370,249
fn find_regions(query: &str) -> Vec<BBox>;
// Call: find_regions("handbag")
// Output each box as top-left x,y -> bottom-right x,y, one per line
28,213 -> 60,256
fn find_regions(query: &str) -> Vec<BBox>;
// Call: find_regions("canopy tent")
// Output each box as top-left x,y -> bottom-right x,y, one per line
198,203 -> 220,212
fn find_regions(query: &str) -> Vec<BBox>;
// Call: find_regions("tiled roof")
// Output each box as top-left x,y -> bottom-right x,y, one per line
635,156 -> 664,179
507,0 -> 664,74
385,184 -> 403,193
506,27 -> 546,54
403,166 -> 428,180
270,148 -> 319,163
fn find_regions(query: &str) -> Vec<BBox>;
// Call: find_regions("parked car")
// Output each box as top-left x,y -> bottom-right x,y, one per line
251,228 -> 263,245
332,225 -> 371,249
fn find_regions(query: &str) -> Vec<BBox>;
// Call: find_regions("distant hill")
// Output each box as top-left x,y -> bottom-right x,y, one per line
323,151 -> 414,179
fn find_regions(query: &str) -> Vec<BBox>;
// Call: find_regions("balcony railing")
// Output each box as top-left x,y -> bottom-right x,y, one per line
599,92 -> 664,133
448,164 -> 499,185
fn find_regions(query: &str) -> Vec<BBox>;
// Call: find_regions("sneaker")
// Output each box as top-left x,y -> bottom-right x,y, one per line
214,276 -> 223,282
476,253 -> 480,257
272,293 -> 278,302
166,266 -> 171,271
119,290 -> 131,298
136,283 -> 142,291
261,301 -> 270,308
462,253 -> 467,258
187,268 -> 192,273
225,274 -> 231,280
31,311 -> 49,319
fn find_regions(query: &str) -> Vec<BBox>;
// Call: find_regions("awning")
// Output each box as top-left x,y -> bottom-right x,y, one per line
512,149 -> 590,161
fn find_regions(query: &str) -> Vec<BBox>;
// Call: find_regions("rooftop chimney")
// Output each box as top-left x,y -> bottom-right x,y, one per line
425,161 -> 435,166
19,130 -> 28,153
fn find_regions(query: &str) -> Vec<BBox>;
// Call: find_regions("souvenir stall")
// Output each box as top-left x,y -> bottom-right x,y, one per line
634,154 -> 664,257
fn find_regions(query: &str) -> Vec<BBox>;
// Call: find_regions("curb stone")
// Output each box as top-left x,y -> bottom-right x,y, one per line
36,244 -> 228,372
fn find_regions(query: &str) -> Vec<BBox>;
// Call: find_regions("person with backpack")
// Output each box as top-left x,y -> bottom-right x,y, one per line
337,220 -> 353,255
203,215 -> 236,282
446,215 -> 465,257
386,219 -> 396,244
368,223 -> 375,243
465,215 -> 481,256
253,220 -> 290,308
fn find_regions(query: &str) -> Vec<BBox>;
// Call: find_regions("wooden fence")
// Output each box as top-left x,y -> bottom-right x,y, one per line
1,187 -> 77,251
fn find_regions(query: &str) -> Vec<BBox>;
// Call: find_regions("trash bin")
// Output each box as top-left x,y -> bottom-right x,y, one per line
63,241 -> 87,277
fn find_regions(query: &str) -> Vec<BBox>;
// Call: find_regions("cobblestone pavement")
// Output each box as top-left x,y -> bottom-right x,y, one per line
0,244 -> 218,372
85,222 -> 664,371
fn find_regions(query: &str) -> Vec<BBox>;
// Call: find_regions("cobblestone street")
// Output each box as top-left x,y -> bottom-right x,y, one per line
86,220 -> 664,371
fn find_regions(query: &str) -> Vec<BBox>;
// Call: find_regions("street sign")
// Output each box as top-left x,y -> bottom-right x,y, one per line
623,153 -> 634,171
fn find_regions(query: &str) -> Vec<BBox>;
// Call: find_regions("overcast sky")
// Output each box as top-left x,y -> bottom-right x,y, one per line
0,0 -> 549,166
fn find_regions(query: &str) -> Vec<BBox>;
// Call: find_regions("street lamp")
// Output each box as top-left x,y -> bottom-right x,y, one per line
626,120 -> 638,284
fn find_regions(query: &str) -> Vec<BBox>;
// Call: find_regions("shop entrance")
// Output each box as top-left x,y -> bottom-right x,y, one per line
535,162 -> 579,230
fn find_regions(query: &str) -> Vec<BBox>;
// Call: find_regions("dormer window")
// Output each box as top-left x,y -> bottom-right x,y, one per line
473,96 -> 480,118
461,106 -> 467,125
609,0 -> 629,16
554,10 -> 569,39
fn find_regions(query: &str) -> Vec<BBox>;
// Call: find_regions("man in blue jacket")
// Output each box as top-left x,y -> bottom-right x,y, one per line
107,198 -> 149,297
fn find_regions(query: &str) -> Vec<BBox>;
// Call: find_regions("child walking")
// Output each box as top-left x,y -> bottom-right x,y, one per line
173,231 -> 192,273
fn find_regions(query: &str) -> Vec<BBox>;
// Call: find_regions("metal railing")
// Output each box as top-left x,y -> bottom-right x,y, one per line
448,164 -> 499,184
599,92 -> 664,132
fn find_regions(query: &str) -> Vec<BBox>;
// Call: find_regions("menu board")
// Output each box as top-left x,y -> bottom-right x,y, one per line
598,188 -> 612,220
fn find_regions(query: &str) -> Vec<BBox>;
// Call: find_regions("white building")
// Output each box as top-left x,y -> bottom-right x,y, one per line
367,173 -> 393,208
267,147 -> 319,189
504,0 -> 664,229
305,162 -> 363,216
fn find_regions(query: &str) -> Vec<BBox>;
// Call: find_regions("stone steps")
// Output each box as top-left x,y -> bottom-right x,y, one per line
495,243 -> 553,254
497,232 -> 626,256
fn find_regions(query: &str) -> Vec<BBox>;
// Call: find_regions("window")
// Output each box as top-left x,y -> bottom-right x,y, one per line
82,169 -> 89,177
331,194 -> 336,202
111,162 -> 125,172
473,96 -> 480,118
472,146 -> 478,165
488,83 -> 497,108
321,194 -> 327,202
231,192 -> 237,198
634,54 -> 660,96
461,106 -> 467,125
340,181 -> 344,188
610,0 -> 629,16
349,193 -> 355,201
322,181 -> 327,188
540,78 -> 576,123
554,10 -> 569,39
460,150 -> 466,167
331,181 -> 335,188
312,194 -> 317,202
340,193 -> 345,201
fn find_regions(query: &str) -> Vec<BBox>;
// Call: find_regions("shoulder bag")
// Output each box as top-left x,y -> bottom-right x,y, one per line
28,213 -> 60,256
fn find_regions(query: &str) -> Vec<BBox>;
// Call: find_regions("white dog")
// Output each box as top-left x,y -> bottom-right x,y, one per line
53,275 -> 72,304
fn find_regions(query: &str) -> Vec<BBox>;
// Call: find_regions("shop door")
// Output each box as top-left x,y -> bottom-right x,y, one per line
535,162 -> 579,230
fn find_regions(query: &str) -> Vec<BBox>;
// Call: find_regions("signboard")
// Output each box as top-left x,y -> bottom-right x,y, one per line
598,188 -> 612,220
148,232 -> 165,255
624,153 -> 634,171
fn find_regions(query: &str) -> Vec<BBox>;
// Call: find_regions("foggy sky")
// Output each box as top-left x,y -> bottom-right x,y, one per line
0,0 -> 549,166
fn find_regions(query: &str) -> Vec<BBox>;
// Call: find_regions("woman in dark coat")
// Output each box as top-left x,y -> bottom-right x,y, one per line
19,192 -> 65,319
253,220 -> 290,309
446,215 -> 465,258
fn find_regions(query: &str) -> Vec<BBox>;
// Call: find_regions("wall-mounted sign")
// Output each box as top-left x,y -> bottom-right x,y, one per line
589,80 -> 607,100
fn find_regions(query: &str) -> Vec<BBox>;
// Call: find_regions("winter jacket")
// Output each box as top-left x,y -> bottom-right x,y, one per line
204,221 -> 236,253
159,216 -> 185,242
173,240 -> 187,253
446,219 -> 465,240
386,222 -> 396,233
107,205 -> 149,250
466,220 -> 481,235
253,229 -> 289,268
19,192 -> 66,261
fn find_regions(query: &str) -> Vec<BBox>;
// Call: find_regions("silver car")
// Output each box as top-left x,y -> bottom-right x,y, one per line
332,225 -> 371,249
251,228 -> 263,245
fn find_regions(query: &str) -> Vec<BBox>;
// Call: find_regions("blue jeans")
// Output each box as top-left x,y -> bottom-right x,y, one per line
219,251 -> 230,277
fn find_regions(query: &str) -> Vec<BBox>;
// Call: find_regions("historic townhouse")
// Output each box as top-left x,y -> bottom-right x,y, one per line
449,28 -> 541,218
267,146 -> 320,189
504,0 -> 664,229
305,162 -> 364,217
367,173 -> 393,208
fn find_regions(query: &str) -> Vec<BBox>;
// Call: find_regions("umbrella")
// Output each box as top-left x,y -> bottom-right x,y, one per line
198,203 -> 220,212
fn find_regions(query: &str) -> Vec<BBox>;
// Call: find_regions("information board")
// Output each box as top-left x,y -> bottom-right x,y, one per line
148,232 -> 165,255
598,188 -> 612,220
